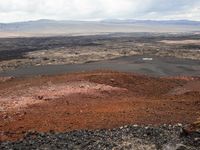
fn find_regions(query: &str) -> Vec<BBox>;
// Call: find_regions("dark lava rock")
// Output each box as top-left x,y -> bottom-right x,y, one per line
0,125 -> 200,150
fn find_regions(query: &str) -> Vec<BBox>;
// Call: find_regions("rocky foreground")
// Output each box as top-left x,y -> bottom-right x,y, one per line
1,124 -> 200,150
0,71 -> 200,149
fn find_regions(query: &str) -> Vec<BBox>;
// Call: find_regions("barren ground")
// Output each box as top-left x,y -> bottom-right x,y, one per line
0,33 -> 200,72
160,40 -> 200,45
0,71 -> 200,142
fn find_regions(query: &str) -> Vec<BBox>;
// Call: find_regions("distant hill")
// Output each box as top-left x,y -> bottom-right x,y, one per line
101,19 -> 200,25
0,19 -> 200,37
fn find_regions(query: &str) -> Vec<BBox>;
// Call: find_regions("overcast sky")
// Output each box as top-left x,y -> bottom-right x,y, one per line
0,0 -> 200,23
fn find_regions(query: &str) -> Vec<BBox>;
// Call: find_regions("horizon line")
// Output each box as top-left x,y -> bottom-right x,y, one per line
1,18 -> 200,24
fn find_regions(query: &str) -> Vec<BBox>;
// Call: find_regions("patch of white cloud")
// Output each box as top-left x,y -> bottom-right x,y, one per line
0,0 -> 199,22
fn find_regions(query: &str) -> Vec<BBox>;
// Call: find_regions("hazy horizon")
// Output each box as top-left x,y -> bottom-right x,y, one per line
0,0 -> 200,23
1,18 -> 200,24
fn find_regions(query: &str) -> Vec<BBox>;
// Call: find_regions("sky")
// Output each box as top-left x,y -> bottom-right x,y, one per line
0,0 -> 200,23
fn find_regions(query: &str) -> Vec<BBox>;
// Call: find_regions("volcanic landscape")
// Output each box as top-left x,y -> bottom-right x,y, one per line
0,33 -> 200,149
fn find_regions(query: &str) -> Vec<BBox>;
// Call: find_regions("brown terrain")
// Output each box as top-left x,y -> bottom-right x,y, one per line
0,71 -> 200,142
0,33 -> 200,73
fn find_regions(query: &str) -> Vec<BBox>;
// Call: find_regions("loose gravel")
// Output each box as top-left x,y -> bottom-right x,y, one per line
1,124 -> 200,150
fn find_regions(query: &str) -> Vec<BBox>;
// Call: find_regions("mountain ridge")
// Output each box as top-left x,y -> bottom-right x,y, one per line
1,19 -> 200,25
0,19 -> 200,37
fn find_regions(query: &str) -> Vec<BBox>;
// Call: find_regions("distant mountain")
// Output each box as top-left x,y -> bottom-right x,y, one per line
0,19 -> 90,31
101,19 -> 200,26
0,19 -> 200,37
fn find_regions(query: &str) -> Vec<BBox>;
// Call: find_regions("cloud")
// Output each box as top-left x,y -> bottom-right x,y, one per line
0,0 -> 199,22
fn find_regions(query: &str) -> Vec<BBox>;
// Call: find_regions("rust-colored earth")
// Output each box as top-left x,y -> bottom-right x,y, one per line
0,71 -> 200,141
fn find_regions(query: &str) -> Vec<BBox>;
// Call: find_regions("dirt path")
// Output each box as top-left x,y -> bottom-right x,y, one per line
0,71 -> 200,141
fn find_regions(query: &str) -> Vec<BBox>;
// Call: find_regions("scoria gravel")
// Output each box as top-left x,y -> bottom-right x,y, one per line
0,124 -> 200,150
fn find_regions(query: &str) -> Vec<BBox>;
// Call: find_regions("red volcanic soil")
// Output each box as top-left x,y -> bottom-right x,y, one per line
0,71 -> 200,141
